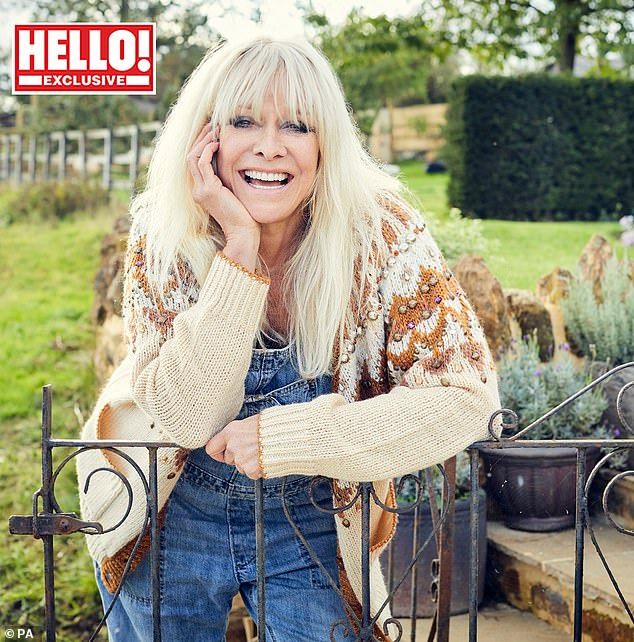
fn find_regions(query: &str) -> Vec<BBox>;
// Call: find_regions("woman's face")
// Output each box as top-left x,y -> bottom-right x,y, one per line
216,91 -> 319,229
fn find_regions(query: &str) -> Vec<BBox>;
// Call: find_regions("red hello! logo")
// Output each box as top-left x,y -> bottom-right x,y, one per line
12,23 -> 155,95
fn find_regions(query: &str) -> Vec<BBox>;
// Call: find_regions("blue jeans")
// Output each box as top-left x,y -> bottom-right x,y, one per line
94,343 -> 349,641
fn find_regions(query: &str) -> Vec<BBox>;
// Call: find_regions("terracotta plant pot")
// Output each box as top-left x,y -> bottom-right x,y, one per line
480,446 -> 601,532
380,490 -> 487,618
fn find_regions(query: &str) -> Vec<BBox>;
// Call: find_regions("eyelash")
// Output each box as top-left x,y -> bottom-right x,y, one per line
229,117 -> 312,134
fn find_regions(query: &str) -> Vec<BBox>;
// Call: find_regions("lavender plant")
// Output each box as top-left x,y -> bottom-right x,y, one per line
497,334 -> 608,440
561,257 -> 634,366
397,330 -> 620,503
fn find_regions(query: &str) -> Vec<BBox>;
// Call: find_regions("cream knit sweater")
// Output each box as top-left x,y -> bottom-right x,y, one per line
76,199 -> 501,641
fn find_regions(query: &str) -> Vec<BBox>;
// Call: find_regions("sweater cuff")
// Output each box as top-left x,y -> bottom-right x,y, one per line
216,251 -> 270,285
258,397 -> 333,478
196,252 -> 270,326
257,372 -> 502,480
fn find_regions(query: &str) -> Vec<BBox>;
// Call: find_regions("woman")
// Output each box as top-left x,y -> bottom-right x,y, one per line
77,36 -> 501,641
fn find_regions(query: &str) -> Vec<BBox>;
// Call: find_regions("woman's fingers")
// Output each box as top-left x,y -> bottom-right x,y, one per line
193,125 -> 218,155
190,130 -> 215,165
199,139 -> 219,180
195,128 -> 216,154
188,125 -> 219,186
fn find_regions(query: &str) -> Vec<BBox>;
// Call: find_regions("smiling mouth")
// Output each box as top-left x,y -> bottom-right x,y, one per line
239,170 -> 293,190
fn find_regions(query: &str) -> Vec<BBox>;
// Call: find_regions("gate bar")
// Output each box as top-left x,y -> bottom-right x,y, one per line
436,457 -> 456,642
41,385 -> 56,642
256,478 -> 266,641
148,448 -> 162,641
572,449 -> 587,641
468,448 -> 479,642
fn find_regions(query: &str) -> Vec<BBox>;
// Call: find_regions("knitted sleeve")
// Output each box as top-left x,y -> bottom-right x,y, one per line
122,214 -> 270,448
257,204 -> 501,481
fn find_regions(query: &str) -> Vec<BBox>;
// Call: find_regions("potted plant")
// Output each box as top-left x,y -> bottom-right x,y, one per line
382,451 -> 487,617
481,333 -> 611,532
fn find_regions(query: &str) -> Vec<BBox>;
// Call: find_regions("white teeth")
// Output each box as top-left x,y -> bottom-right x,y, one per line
244,170 -> 289,182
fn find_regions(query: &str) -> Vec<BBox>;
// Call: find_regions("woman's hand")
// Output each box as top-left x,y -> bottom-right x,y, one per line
205,414 -> 264,479
187,123 -> 261,245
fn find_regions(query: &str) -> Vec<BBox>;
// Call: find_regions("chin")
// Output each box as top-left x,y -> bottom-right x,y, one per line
244,200 -> 300,223
249,209 -> 295,225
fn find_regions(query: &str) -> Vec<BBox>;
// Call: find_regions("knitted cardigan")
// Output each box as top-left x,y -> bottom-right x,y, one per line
76,199 -> 501,641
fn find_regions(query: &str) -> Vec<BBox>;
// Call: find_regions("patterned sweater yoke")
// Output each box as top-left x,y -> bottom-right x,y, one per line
76,198 -> 501,642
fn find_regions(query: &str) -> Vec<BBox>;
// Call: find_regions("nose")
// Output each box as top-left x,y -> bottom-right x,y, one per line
252,124 -> 286,160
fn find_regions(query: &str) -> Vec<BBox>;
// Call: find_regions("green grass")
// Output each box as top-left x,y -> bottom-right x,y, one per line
0,202 -> 122,640
477,219 -> 624,291
398,160 -> 449,215
397,161 -> 625,291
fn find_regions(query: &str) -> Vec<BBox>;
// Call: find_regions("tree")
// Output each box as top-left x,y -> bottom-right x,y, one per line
305,9 -> 443,135
434,0 -> 633,75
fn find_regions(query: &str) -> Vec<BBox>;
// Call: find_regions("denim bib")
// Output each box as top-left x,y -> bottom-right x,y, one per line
185,340 -> 333,486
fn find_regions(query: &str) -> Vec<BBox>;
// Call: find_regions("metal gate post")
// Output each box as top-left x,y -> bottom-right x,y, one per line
41,385 -> 57,641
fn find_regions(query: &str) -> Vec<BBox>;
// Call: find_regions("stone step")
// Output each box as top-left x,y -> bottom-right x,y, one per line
397,599 -> 569,641
487,515 -> 634,642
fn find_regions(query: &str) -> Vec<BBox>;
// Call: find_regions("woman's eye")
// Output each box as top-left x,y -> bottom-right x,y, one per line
230,117 -> 252,128
284,121 -> 310,133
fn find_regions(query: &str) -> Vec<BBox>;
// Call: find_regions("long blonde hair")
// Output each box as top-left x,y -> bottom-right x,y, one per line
131,35 -> 410,378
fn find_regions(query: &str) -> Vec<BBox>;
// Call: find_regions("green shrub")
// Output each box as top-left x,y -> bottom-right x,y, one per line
561,257 -> 634,366
424,206 -> 493,264
0,180 -> 110,225
445,74 -> 634,221
497,334 -> 608,441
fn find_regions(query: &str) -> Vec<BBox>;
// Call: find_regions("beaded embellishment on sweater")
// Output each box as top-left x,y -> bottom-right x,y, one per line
328,200 -> 495,518
122,233 -> 199,353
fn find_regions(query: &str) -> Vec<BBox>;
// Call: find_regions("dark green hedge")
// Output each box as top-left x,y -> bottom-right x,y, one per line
445,75 -> 634,221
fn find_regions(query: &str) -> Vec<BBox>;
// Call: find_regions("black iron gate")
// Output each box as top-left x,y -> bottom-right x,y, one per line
8,363 -> 634,641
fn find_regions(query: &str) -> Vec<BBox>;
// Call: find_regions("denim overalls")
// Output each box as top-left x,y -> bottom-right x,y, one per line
94,339 -> 350,641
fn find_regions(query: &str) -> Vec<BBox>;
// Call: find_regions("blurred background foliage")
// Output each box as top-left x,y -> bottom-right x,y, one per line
1,0 -> 632,133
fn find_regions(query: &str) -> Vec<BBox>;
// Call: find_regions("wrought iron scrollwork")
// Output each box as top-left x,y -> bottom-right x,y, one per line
479,362 -> 634,636
45,444 -> 158,642
616,379 -> 634,435
487,407 -> 519,441
583,449 -> 634,626
281,465 -> 451,642
329,618 -> 353,641
7,362 -> 634,641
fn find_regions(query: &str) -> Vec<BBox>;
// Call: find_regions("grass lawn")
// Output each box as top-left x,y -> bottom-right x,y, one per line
398,161 -> 625,291
0,202 -> 123,641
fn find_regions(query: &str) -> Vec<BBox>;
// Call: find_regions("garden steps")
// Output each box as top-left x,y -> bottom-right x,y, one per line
486,515 -> 634,642
396,600 -> 568,640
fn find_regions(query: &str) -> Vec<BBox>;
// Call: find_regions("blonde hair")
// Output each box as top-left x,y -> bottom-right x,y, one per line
131,35 -> 412,378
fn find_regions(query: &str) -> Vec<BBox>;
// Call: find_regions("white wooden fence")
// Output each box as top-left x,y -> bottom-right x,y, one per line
0,122 -> 162,191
